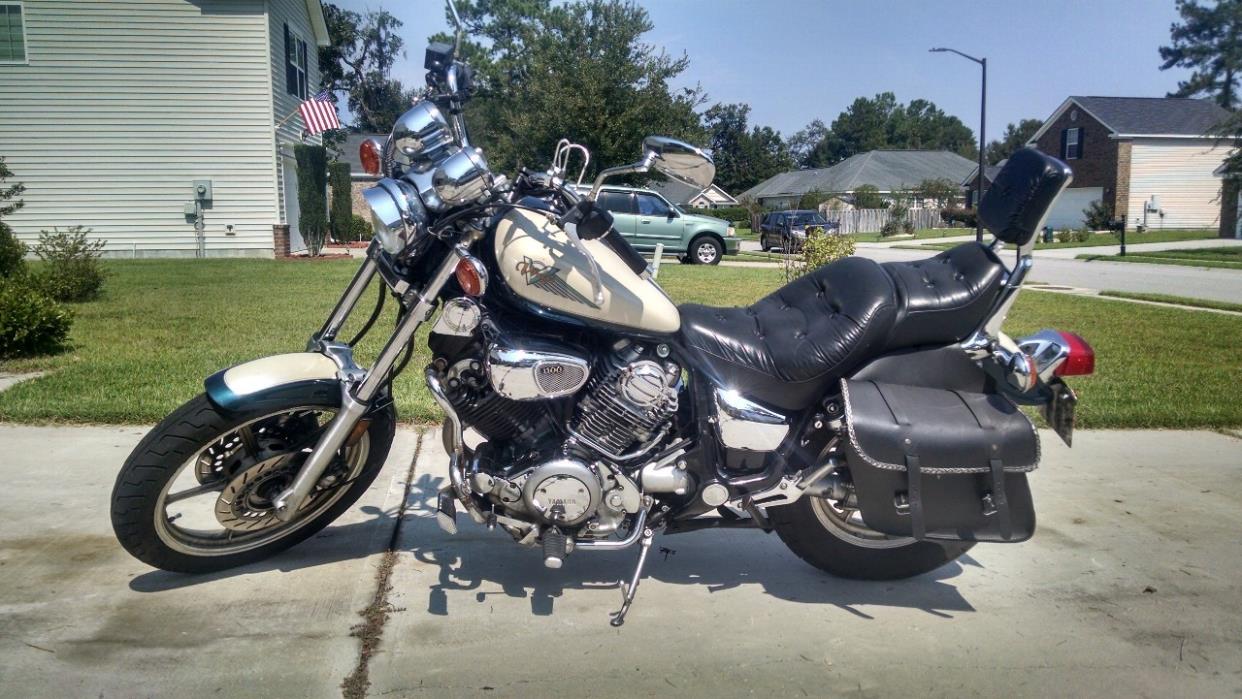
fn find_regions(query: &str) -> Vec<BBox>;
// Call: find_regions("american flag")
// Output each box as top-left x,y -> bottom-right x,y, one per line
298,88 -> 340,135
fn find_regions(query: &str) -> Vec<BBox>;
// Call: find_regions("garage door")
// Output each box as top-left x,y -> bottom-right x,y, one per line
1043,187 -> 1103,229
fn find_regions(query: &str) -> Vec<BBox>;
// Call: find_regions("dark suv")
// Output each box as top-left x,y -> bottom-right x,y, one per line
758,210 -> 839,252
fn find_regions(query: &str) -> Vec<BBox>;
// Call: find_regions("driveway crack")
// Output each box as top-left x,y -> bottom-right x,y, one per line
342,431 -> 423,699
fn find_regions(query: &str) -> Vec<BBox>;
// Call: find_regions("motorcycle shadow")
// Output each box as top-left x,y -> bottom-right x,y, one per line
131,473 -> 977,620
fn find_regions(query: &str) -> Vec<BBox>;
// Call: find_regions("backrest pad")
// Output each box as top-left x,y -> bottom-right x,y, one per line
978,148 -> 1073,246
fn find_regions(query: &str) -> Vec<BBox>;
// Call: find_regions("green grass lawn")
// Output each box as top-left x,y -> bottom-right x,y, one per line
844,228 -> 973,243
1079,246 -> 1242,270
1098,290 -> 1242,313
916,229 -> 1219,252
1,259 -> 1239,428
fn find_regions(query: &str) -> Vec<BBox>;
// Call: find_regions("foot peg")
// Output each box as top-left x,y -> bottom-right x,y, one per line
435,489 -> 458,535
609,527 -> 655,627
543,527 -> 567,569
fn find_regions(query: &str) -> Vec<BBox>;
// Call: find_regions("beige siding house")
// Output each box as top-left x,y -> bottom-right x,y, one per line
0,0 -> 329,257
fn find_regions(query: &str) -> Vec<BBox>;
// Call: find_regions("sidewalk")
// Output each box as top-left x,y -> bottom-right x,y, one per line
1,423 -> 1240,696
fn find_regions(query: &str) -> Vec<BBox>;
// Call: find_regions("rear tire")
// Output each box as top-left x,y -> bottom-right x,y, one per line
110,393 -> 396,573
772,495 -> 973,580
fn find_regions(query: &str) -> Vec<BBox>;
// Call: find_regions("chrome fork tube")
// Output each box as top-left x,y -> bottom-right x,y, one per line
314,255 -> 379,346
273,245 -> 465,521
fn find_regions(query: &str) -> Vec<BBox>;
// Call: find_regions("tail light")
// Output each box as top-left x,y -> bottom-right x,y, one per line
1054,331 -> 1095,377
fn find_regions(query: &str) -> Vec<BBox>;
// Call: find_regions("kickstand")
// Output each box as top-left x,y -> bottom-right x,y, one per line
609,526 -> 655,627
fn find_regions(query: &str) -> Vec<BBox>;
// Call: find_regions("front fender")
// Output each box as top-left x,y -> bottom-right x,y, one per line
204,353 -> 342,414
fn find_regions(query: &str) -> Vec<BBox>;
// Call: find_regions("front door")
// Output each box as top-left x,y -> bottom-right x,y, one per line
597,190 -> 639,245
282,154 -> 307,253
634,192 -> 683,251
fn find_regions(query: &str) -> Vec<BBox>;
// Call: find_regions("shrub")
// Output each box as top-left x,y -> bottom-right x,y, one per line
785,227 -> 856,280
940,207 -> 977,228
32,226 -> 106,302
852,184 -> 887,210
328,161 -> 352,243
294,144 -> 329,256
683,205 -> 752,226
0,277 -> 73,358
1083,199 -> 1113,230
880,202 -> 915,237
349,214 -> 372,242
0,222 -> 25,278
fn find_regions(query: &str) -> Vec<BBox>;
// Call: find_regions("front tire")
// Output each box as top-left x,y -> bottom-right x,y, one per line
690,235 -> 723,265
772,495 -> 973,580
110,393 -> 396,573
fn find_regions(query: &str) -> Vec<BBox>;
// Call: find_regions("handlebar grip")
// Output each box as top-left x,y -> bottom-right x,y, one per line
601,230 -> 649,276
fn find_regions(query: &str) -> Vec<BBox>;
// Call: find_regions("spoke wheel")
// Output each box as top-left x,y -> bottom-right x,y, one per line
152,407 -> 369,557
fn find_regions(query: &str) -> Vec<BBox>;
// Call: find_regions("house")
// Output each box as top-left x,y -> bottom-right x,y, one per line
1025,96 -> 1231,230
0,0 -> 331,257
645,179 -> 738,210
739,150 -> 975,209
340,132 -> 385,219
962,159 -> 1006,208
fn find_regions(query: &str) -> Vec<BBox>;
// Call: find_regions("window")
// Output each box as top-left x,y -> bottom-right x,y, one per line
636,193 -> 672,217
1063,127 -> 1082,160
285,23 -> 308,99
0,2 -> 26,63
597,191 -> 635,215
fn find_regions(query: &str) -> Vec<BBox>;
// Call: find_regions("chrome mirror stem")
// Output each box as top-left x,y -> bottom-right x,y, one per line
587,152 -> 656,201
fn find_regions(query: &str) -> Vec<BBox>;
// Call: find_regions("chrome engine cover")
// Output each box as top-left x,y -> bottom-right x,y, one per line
487,345 -> 590,400
520,458 -> 601,526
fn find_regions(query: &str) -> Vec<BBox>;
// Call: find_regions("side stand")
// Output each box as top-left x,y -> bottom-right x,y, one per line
609,527 -> 655,627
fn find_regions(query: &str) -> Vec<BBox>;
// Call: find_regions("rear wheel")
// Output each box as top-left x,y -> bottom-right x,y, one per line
690,235 -> 723,265
111,393 -> 395,573
772,493 -> 973,580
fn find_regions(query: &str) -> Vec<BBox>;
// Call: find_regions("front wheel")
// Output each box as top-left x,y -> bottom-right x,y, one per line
772,494 -> 973,580
690,235 -> 723,265
110,393 -> 396,573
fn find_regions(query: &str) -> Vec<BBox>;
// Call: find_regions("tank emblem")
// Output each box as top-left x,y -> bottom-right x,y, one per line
516,256 -> 591,306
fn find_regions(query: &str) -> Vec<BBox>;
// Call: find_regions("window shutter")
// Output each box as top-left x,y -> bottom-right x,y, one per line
284,23 -> 295,96
1076,128 -> 1084,159
1060,129 -> 1068,160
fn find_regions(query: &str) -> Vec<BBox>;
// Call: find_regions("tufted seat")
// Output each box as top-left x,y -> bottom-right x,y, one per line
678,243 -> 1006,410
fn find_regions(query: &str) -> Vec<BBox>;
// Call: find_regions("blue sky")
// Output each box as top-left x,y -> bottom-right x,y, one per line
332,0 -> 1193,141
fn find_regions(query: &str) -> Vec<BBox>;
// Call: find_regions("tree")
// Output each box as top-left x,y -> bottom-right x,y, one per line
320,4 -> 415,132
1159,0 -> 1242,109
798,189 -> 829,210
439,0 -> 706,176
294,145 -> 329,256
703,103 -> 793,193
852,184 -> 886,209
791,93 -> 977,166
913,178 -> 961,209
985,119 -> 1043,164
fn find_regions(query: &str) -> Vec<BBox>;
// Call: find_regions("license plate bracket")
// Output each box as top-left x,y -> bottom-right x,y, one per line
1042,378 -> 1077,447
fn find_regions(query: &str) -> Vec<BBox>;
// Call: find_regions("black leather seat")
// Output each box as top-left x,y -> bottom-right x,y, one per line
678,243 -> 1006,410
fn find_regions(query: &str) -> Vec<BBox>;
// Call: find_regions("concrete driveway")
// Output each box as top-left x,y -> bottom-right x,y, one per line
1,424 -> 1240,697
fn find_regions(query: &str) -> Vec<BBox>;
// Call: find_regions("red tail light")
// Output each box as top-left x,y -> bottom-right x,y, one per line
1054,331 -> 1095,377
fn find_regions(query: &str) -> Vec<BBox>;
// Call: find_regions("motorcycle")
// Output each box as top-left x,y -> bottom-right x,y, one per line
111,6 -> 1094,626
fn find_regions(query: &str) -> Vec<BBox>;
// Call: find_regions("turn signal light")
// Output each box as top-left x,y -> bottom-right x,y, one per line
455,256 -> 488,297
1054,331 -> 1095,377
360,137 -> 385,176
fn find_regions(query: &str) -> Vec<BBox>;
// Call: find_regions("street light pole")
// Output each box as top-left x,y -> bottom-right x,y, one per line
931,47 -> 987,243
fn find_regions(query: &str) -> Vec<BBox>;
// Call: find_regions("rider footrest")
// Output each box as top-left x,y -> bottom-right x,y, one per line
435,488 -> 458,535
840,379 -> 1038,543
542,527 -> 567,569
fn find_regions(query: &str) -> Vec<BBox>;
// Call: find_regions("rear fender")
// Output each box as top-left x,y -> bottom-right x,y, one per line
204,353 -> 342,414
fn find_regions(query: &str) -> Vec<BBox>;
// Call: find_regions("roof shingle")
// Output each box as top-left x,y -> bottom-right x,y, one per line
741,150 -> 976,200
1071,96 -> 1230,136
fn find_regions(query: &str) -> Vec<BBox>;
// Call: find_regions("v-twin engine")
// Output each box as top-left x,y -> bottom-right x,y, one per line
569,342 -> 679,459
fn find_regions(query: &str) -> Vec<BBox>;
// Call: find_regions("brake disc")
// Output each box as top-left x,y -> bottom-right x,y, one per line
213,455 -> 301,532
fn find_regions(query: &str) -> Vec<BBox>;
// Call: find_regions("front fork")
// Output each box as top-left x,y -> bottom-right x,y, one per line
272,236 -> 474,521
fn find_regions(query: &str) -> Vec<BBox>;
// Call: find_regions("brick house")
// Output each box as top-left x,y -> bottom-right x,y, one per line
1019,96 -> 1231,230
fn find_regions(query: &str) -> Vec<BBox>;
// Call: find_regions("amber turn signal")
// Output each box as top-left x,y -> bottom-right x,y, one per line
359,137 -> 384,176
455,256 -> 488,297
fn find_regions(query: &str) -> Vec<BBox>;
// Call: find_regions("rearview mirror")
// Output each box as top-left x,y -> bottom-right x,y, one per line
642,136 -> 715,190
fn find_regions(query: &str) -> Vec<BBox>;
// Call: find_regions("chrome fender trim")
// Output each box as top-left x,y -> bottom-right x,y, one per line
204,353 -> 341,413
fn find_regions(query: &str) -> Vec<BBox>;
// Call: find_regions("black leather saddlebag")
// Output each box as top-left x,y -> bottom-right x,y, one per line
841,379 -> 1039,542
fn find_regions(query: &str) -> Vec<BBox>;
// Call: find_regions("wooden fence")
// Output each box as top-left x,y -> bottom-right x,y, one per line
821,208 -> 944,234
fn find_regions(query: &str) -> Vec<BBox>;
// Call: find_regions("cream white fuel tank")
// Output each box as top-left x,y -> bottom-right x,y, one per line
493,208 -> 681,334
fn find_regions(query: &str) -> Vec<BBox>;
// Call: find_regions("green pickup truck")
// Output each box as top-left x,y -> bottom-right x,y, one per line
586,185 -> 739,265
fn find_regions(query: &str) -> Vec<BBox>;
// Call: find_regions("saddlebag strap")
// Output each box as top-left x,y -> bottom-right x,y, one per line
988,457 -> 1012,540
906,454 -> 925,540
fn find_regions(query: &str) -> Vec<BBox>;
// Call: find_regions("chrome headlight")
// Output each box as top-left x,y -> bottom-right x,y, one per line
362,177 -> 428,254
391,101 -> 456,167
431,147 -> 495,207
